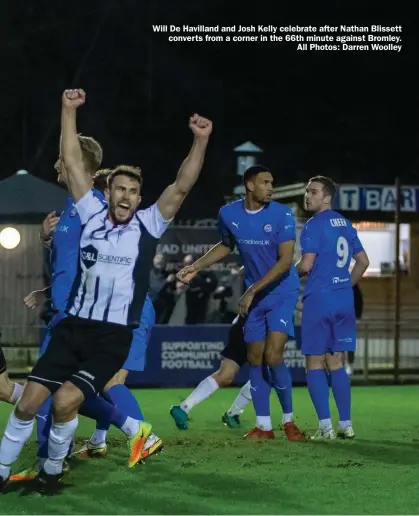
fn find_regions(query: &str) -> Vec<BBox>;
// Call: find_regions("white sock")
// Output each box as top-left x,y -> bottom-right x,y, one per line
0,411 -> 34,479
180,376 -> 219,414
90,429 -> 108,445
339,420 -> 352,428
44,417 -> 78,476
121,416 -> 140,439
256,416 -> 272,431
8,383 -> 24,405
319,418 -> 333,431
227,381 -> 252,416
282,413 -> 293,424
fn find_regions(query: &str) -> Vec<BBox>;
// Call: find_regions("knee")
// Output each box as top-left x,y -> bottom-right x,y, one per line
16,396 -> 39,420
326,352 -> 344,371
0,374 -> 13,402
104,369 -> 128,391
247,348 -> 263,366
212,369 -> 234,388
15,382 -> 49,420
264,348 -> 284,367
305,355 -> 326,371
53,384 -> 84,422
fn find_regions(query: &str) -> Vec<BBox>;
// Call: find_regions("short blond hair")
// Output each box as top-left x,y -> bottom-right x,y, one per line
92,168 -> 112,193
108,165 -> 143,189
78,135 -> 103,174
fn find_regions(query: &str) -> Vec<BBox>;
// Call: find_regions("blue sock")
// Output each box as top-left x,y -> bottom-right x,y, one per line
330,368 -> 351,421
270,362 -> 293,415
249,365 -> 271,416
79,395 -> 127,430
105,385 -> 143,420
306,369 -> 330,421
36,397 -> 53,461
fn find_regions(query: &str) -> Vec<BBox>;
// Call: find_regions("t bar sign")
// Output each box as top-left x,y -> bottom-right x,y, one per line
337,185 -> 418,212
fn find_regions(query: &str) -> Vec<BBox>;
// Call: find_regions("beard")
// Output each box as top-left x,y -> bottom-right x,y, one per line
109,203 -> 135,225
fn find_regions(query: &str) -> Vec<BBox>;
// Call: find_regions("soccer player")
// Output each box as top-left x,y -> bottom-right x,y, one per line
170,315 -> 248,429
73,169 -> 162,459
0,88 -> 212,491
296,176 -> 369,440
175,165 -> 304,440
170,301 -> 301,433
11,169 -> 161,482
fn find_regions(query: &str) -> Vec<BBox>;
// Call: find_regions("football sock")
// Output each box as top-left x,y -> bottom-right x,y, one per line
330,368 -> 351,422
180,376 -> 219,414
105,385 -> 144,420
90,429 -> 108,445
306,369 -> 331,422
80,395 -> 127,430
249,365 -> 272,431
36,397 -> 53,461
8,383 -> 24,405
0,412 -> 34,479
44,417 -> 78,475
270,362 -> 293,424
227,380 -> 252,416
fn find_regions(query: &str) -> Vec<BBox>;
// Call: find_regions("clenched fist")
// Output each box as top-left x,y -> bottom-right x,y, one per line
62,89 -> 86,109
189,114 -> 212,139
40,211 -> 60,243
23,290 -> 47,310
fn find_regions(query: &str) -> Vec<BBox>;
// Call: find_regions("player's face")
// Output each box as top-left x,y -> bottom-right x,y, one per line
55,155 -> 68,187
304,181 -> 330,212
108,174 -> 141,224
250,172 -> 274,204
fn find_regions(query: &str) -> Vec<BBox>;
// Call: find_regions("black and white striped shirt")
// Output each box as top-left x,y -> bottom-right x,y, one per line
67,190 -> 170,326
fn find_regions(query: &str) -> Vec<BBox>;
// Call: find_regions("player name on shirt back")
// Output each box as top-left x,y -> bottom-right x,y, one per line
330,218 -> 347,228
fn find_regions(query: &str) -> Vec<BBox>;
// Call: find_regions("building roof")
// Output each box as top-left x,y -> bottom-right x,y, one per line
0,171 -> 68,218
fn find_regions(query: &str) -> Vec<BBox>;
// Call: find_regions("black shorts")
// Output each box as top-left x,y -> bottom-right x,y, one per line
220,316 -> 247,368
0,346 -> 6,375
28,315 -> 132,398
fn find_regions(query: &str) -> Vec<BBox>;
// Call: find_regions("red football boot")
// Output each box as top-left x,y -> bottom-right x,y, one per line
282,421 -> 305,441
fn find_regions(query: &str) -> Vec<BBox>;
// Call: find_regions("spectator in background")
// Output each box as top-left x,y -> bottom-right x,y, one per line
211,265 -> 244,323
149,253 -> 177,324
346,282 -> 364,376
183,254 -> 218,324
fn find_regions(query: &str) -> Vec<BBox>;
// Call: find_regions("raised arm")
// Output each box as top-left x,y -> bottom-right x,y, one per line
61,89 -> 91,202
157,114 -> 212,221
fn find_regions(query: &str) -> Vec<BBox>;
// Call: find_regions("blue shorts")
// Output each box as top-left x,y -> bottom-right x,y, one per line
244,291 -> 298,343
122,300 -> 155,372
301,289 -> 356,356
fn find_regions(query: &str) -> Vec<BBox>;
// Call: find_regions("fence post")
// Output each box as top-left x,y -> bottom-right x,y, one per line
394,177 -> 401,384
363,322 -> 369,382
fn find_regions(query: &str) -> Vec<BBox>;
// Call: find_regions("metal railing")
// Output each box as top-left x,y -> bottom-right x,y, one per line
354,319 -> 419,381
1,320 -> 419,382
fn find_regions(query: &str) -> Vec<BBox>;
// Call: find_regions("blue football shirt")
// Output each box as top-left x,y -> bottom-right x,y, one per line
300,209 -> 364,299
50,189 -> 106,312
218,200 -> 299,296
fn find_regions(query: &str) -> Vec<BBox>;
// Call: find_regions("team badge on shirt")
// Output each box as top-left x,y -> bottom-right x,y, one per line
70,208 -> 77,218
263,224 -> 272,233
81,244 -> 98,269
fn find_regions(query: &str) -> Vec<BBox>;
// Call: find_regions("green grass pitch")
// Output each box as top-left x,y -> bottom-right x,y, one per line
0,385 -> 418,514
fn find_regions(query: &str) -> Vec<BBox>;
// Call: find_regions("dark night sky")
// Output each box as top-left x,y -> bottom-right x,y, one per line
0,0 -> 417,217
